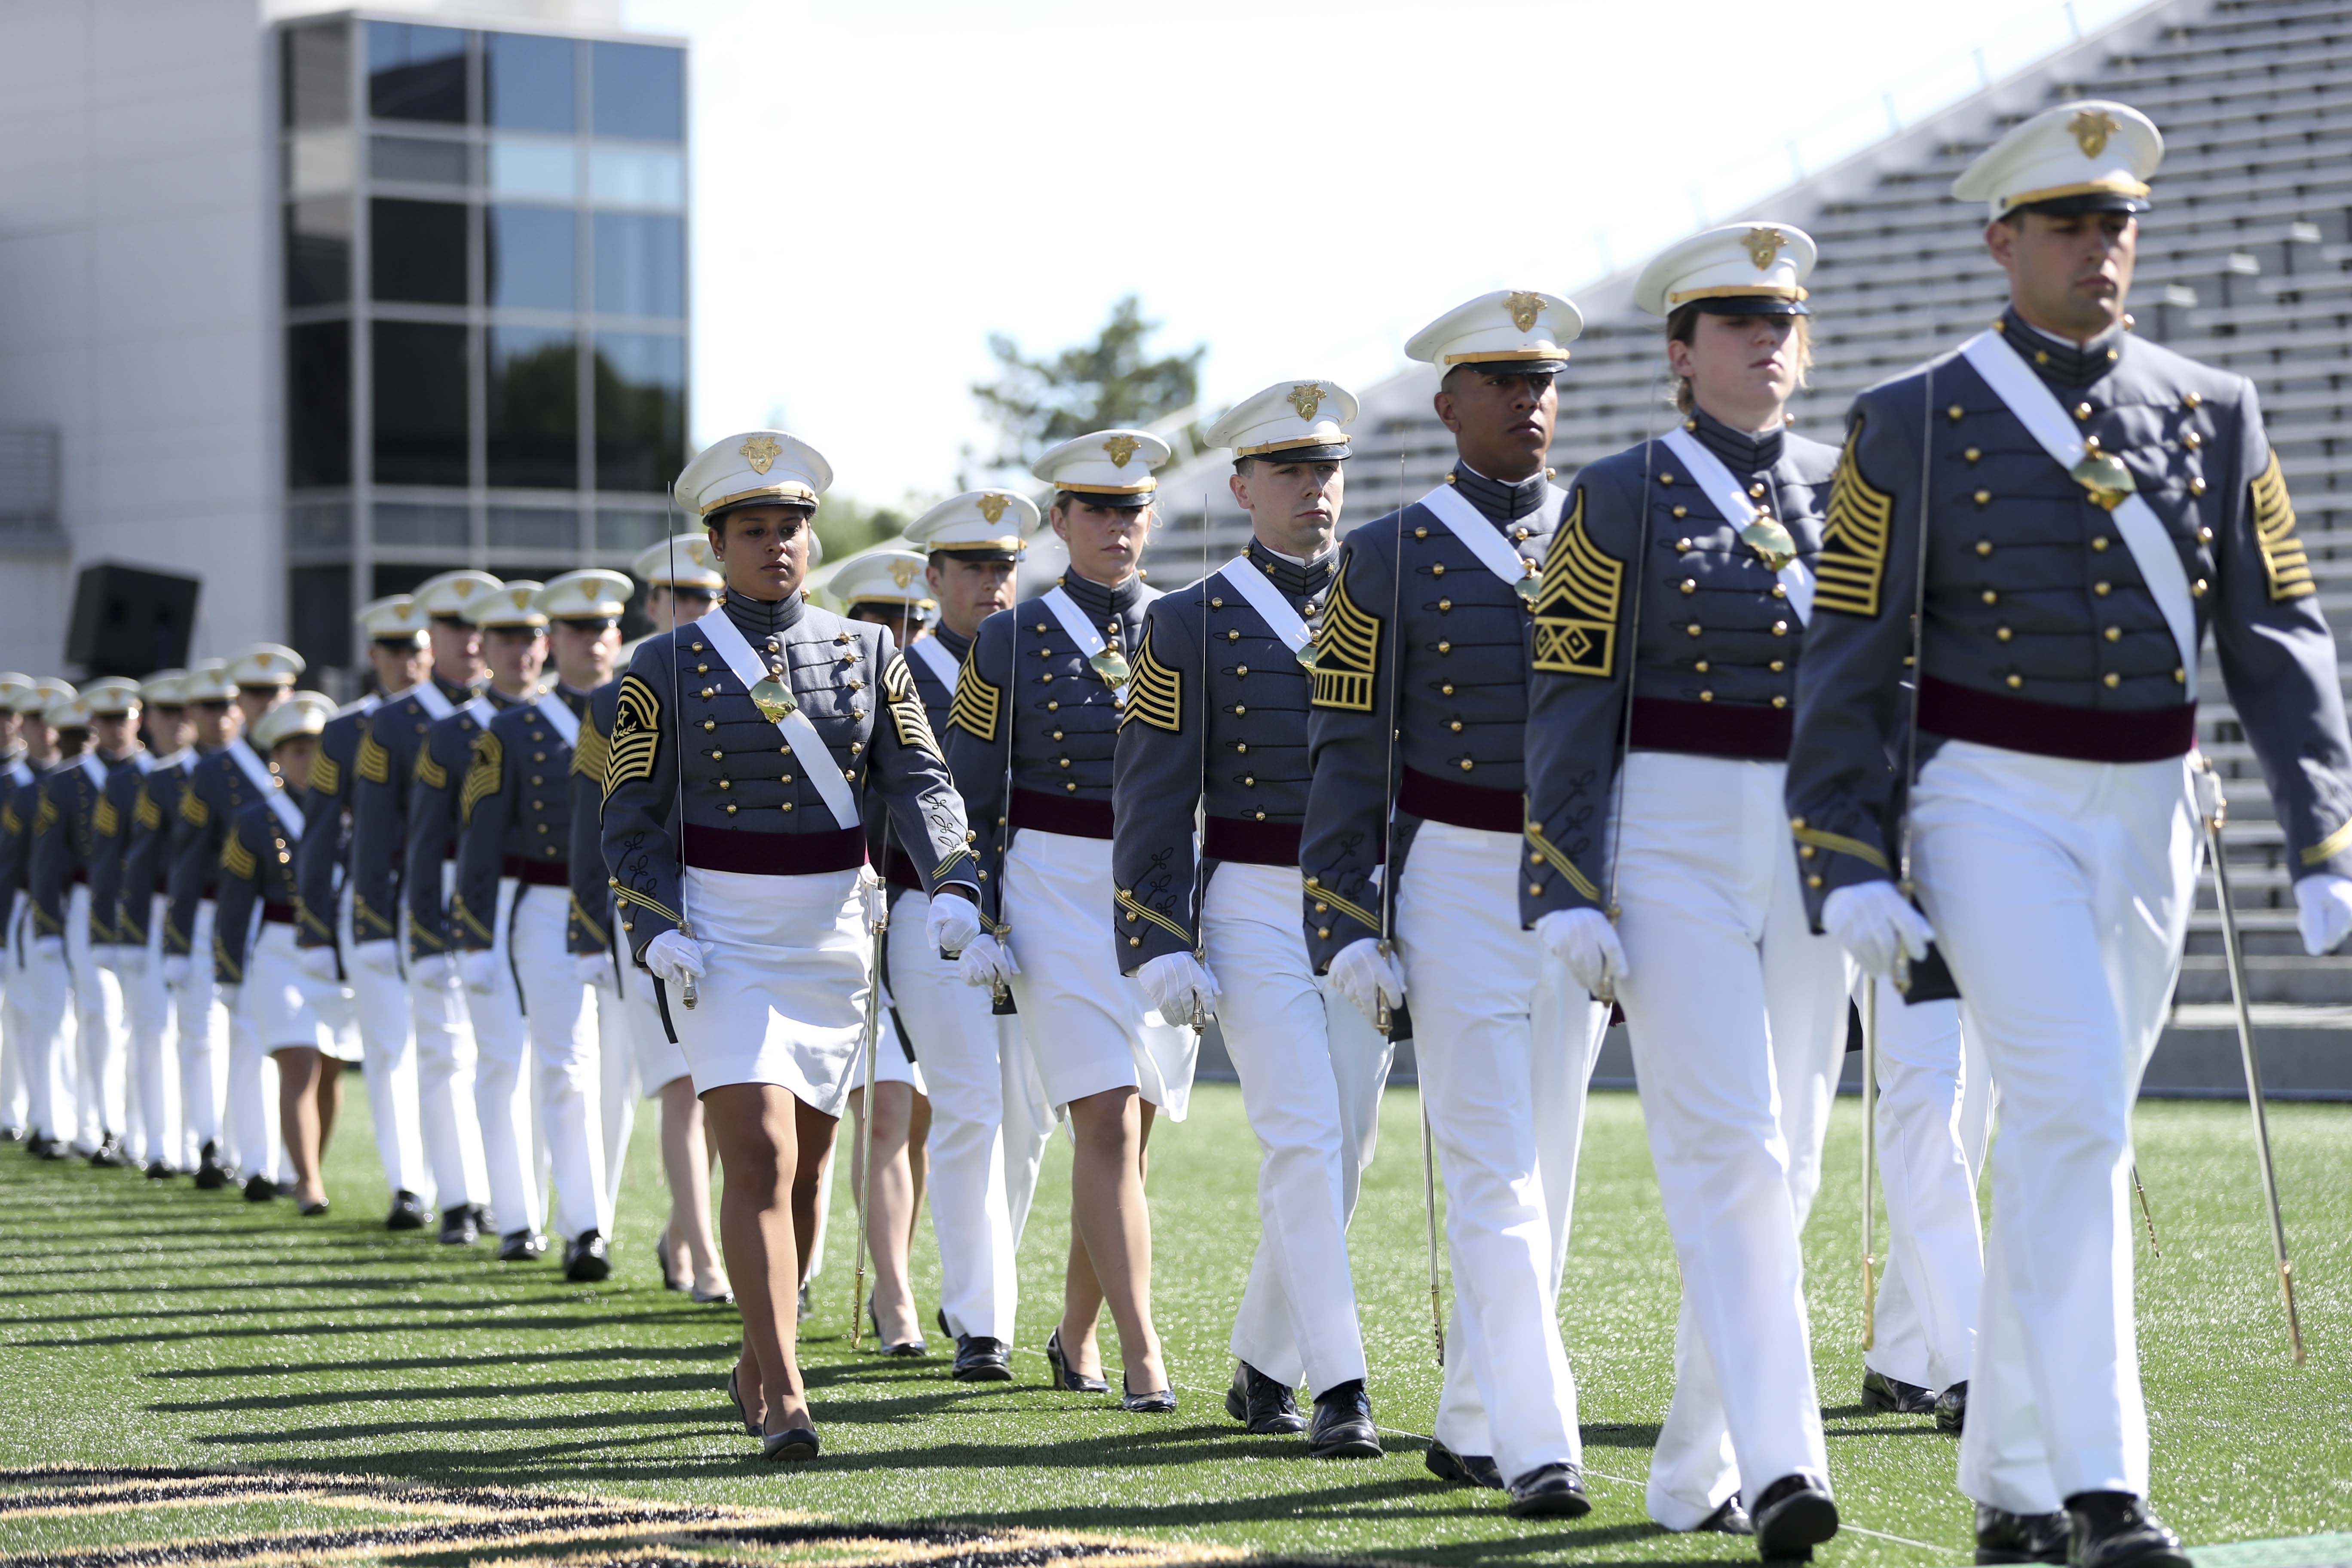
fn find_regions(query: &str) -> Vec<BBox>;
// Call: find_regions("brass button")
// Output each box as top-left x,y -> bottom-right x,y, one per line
1694,660 -> 1710,674
1236,665 -> 1250,677
1438,599 -> 1452,612
529,775 -> 543,786
2192,579 -> 2208,597
1041,672 -> 1053,683
1687,622 -> 1703,637
1799,844 -> 1814,858
1459,759 -> 1474,771
781,774 -> 793,783
1244,776 -> 1256,787
724,802 -> 738,816
2184,431 -> 2202,450
1699,690 -> 1714,702
1974,490 -> 1991,506
1235,742 -> 1248,753
1431,564 -> 1446,577
1065,781 -> 1077,792
1680,579 -> 1697,595
1660,473 -> 1675,487
2198,527 -> 2213,543
1317,926 -> 1332,939
2104,672 -> 2121,689
1058,758 -> 1070,769
2174,668 -> 2187,683
1449,720 -> 1463,732
2073,402 -> 2092,421
1675,536 -> 1692,551
781,802 -> 793,812
1947,404 -> 1964,422
1964,447 -> 1981,463
1413,527 -> 1427,539
696,663 -> 708,674
2092,536 -> 2110,552
2034,349 -> 2051,365
1981,590 -> 1998,605
1254,811 -> 1266,821
1047,701 -> 1059,711
1050,729 -> 1063,741
1771,695 -> 1788,709
1976,540 -> 1993,557
2094,582 -> 2111,597
1672,506 -> 1688,521
2182,392 -> 2202,409
1529,883 -> 1544,896
717,778 -> 730,790
1749,482 -> 1766,499
1228,629 -> 1241,642
1769,659 -> 1784,672
2006,674 -> 2023,689
1232,706 -> 1246,717
1771,584 -> 1787,599
1996,626 -> 2012,642
703,719 -> 716,732
1129,936 -> 1141,948
1771,621 -> 1788,637
1436,641 -> 1452,654
1808,873 -> 1824,888
2105,627 -> 2122,643
1441,683 -> 1455,695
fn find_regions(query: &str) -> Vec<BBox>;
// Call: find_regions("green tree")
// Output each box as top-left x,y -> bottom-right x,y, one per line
970,295 -> 1204,471
812,492 -> 910,565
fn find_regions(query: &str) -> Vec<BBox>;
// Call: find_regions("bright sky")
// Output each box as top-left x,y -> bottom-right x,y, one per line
620,0 -> 2143,510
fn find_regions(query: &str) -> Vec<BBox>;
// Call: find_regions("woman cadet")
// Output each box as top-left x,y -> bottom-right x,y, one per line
601,432 -> 982,1460
1519,224 -> 1851,1559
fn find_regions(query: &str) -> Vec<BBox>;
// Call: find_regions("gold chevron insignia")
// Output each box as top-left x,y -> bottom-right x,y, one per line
571,719 -> 609,781
1121,629 -> 1182,733
1312,557 -> 1380,712
1793,823 -> 1890,871
1103,434 -> 1141,468
1531,488 -> 1623,679
604,674 -> 662,798
460,731 -> 503,821
221,827 -> 256,881
883,652 -> 945,756
1505,291 -> 1546,332
1114,887 -> 1193,947
1815,419 -> 1894,618
948,650 -> 1001,743
178,789 -> 207,827
134,789 -> 161,831
1524,819 -> 1602,902
310,750 -> 340,798
413,742 -> 448,792
2251,451 -> 2313,602
356,732 -> 389,784
740,433 -> 781,475
94,797 -> 119,838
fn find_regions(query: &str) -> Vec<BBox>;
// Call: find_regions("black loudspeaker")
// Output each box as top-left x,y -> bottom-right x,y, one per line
65,563 -> 201,678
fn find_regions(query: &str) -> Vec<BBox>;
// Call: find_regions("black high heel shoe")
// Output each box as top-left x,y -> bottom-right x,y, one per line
760,1425 -> 819,1462
1044,1328 -> 1108,1393
724,1368 -> 758,1436
869,1301 -> 925,1358
1121,1373 -> 1177,1414
655,1229 -> 683,1292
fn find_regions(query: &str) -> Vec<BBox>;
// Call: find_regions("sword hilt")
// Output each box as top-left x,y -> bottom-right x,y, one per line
679,921 -> 699,1010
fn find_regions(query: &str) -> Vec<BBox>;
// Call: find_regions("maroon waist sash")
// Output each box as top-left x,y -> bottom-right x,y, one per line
1009,787 -> 1114,841
1919,677 -> 2195,764
680,822 -> 867,876
1629,697 -> 1792,761
1203,815 -> 1302,867
1399,766 -> 1521,833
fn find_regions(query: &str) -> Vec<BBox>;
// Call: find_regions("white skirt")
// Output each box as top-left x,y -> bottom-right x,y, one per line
675,865 -> 870,1114
1004,828 -> 1197,1121
245,922 -> 361,1061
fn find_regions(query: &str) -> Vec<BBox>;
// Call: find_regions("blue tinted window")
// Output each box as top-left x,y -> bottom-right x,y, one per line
591,42 -> 683,141
593,212 -> 683,318
489,205 -> 575,311
368,22 -> 468,124
373,321 -> 471,487
488,327 -> 580,489
371,198 -> 469,305
593,333 -> 685,492
485,32 -> 574,132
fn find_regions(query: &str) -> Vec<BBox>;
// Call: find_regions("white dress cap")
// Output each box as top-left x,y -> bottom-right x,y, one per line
179,662 -> 232,704
357,594 -> 429,643
537,569 -> 634,622
225,643 -> 307,689
465,581 -> 549,629
0,673 -> 33,713
675,430 -> 833,517
139,669 -> 190,706
413,570 -> 506,620
1406,290 -> 1583,370
828,549 -> 936,611
254,691 -> 338,750
1203,380 -> 1360,459
629,533 -> 725,590
1632,224 -> 1819,318
1032,429 -> 1172,499
1952,99 -> 2163,220
81,677 -> 144,717
45,690 -> 93,729
904,490 -> 1040,557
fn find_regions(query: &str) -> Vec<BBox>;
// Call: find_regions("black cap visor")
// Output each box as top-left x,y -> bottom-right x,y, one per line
2011,191 -> 2150,220
1237,442 -> 1352,466
1692,295 -> 1810,318
1055,490 -> 1153,511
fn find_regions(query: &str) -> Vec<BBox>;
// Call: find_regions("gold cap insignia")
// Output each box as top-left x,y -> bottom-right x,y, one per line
1505,292 -> 1546,333
1286,383 -> 1325,420
454,581 -> 475,599
1744,227 -> 1787,271
889,559 -> 918,588
740,434 -> 782,475
976,493 -> 1011,524
2070,108 -> 2121,158
1103,435 -> 1141,468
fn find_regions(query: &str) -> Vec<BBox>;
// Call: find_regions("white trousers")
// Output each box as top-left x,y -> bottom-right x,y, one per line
12,898 -> 75,1143
340,883 -> 427,1200
594,982 -> 637,1216
511,884 -> 609,1240
121,897 -> 181,1168
466,876 -> 541,1235
1608,754 -> 1849,1528
0,894 -> 25,1131
412,867 -> 489,1212
1912,741 -> 2196,1513
1866,977 -> 1991,1395
169,901 -> 225,1162
1395,819 -> 1604,1483
222,906 -> 283,1182
887,886 -> 1053,1342
66,886 -> 128,1147
1210,861 -> 1392,1396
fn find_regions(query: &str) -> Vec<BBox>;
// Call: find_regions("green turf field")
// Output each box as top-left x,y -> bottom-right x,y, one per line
1,1082 -> 2346,1567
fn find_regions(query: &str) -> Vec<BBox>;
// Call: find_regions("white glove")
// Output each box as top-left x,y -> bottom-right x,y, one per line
217,983 -> 240,1012
116,945 -> 149,977
925,891 -> 981,958
2192,755 -> 2226,826
1537,908 -> 1631,997
1327,937 -> 1405,1029
92,944 -> 126,973
577,953 -> 615,988
643,929 -> 709,986
459,949 -> 501,995
1822,881 -> 1934,978
410,952 -> 458,989
353,939 -> 400,977
33,934 -> 64,959
958,932 -> 1019,991
2294,873 -> 2352,957
1136,950 -> 1221,1023
162,955 -> 191,987
296,945 -> 340,983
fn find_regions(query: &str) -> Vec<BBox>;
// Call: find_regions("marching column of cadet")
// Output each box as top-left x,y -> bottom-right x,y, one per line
1,92 -> 2346,1568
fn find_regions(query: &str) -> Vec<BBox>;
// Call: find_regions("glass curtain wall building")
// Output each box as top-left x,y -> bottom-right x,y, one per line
278,13 -> 688,671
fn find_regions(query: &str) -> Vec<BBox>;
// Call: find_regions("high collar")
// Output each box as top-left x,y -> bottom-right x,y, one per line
554,684 -> 592,716
723,591 -> 805,643
1999,306 -> 2127,389
1055,572 -> 1145,620
485,685 -> 530,709
1685,405 -> 1785,473
929,625 -> 974,662
0,744 -> 20,769
1242,536 -> 1338,600
431,672 -> 474,702
1449,462 -> 1548,523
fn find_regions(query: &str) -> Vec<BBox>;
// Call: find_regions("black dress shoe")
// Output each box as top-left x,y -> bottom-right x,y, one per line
952,1334 -> 1014,1382
1752,1473 -> 1840,1563
144,1160 -> 175,1180
31,1136 -> 68,1161
193,1141 -> 227,1187
1044,1328 -> 1108,1393
1937,1380 -> 1969,1434
1120,1374 -> 1176,1414
89,1134 -> 126,1167
562,1229 -> 610,1281
1700,1494 -> 1756,1535
0,1124 -> 20,1142
761,1426 -> 820,1461
242,1173 -> 278,1203
1975,1504 -> 2070,1565
498,1228 -> 548,1262
385,1190 -> 427,1231
1305,1381 -> 1381,1458
2065,1492 -> 2189,1568
439,1204 -> 481,1245
1225,1362 -> 1305,1435
1506,1462 -> 1592,1519
1425,1440 -> 1504,1489
1862,1367 -> 1937,1415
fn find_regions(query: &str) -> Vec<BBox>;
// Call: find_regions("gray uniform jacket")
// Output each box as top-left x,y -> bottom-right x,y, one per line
600,594 -> 979,963
1111,540 -> 1333,972
405,692 -> 526,961
1786,307 -> 2352,915
1299,465 -> 1563,974
89,753 -> 153,945
349,675 -> 480,950
872,625 -> 972,890
455,687 -> 600,957
1523,413 -> 1837,925
29,754 -> 126,941
943,573 -> 1158,935
212,796 -> 306,986
118,755 -> 190,949
166,744 -> 273,958
294,699 -> 377,955
0,753 -> 32,916
569,677 -> 620,966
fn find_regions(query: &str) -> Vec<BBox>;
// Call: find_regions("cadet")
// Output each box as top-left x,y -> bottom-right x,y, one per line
1300,290 -> 1600,1517
212,692 -> 343,1214
418,583 -> 545,1262
896,491 -> 1055,1380
16,683 -> 84,1155
946,429 -> 1191,1412
351,570 -> 497,1243
0,672 -> 35,1142
577,535 -> 729,1301
1785,100 -> 2352,1568
141,664 -> 229,1182
112,671 -> 195,1178
1113,379 -> 1390,1453
1522,227 -> 1845,1554
86,678 -> 156,1166
603,430 -> 980,1459
456,570 -> 634,1282
296,596 -> 434,1229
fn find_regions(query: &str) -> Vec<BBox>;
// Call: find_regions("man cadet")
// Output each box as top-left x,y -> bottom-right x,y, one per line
293,596 -> 433,1229
150,663 -> 230,1182
0,672 -> 37,1142
1114,378 -> 1390,1455
111,671 -> 195,1178
16,683 -> 85,1155
1786,100 -> 2352,1568
87,675 -> 168,1168
456,570 -> 633,1283
895,490 -> 1055,1380
416,582 -> 547,1262
352,569 -> 498,1243
1300,290 -> 1601,1517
